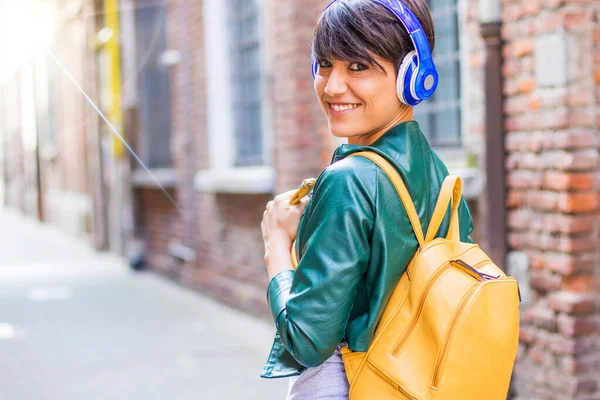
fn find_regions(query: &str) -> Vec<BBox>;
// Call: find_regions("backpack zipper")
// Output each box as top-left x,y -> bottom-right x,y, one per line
430,281 -> 479,389
430,261 -> 499,389
391,261 -> 452,355
451,259 -> 499,282
391,259 -> 494,356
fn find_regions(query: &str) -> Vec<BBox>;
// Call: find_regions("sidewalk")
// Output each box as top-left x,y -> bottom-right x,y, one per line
0,209 -> 288,399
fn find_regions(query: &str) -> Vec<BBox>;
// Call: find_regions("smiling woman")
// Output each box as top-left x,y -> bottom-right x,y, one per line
260,1 -> 476,399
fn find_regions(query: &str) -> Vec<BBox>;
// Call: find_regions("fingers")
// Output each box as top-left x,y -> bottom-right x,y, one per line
263,193 -> 305,228
274,193 -> 289,208
264,191 -> 307,220
262,204 -> 271,237
274,189 -> 299,204
299,196 -> 309,209
274,192 -> 298,211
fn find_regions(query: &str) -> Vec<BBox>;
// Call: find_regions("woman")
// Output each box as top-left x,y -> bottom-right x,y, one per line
260,0 -> 474,398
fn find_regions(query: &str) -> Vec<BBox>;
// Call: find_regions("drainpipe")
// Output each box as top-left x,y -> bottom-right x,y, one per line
119,0 -> 138,259
178,0 -> 197,258
479,0 -> 506,270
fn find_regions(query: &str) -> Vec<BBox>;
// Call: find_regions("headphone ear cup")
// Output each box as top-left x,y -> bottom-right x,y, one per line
312,60 -> 319,79
396,51 -> 420,106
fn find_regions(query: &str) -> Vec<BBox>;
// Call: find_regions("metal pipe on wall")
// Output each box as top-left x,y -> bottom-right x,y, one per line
479,0 -> 507,270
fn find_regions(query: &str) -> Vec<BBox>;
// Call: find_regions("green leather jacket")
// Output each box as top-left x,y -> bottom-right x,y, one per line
261,121 -> 474,379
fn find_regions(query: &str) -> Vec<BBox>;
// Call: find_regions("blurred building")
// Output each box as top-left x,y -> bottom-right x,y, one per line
0,0 -> 101,238
0,0 -> 599,398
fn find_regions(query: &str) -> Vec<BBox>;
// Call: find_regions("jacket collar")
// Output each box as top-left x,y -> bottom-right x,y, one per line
331,121 -> 430,173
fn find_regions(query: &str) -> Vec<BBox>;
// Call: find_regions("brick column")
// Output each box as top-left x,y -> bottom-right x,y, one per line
503,1 -> 600,399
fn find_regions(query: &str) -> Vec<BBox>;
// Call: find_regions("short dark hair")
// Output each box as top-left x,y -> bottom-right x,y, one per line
312,0 -> 435,73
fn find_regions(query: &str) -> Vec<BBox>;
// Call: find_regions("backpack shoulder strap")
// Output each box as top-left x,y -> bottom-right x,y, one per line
349,151 -> 424,248
425,176 -> 462,243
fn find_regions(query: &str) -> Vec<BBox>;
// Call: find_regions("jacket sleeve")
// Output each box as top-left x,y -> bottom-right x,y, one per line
459,196 -> 475,244
266,162 -> 375,368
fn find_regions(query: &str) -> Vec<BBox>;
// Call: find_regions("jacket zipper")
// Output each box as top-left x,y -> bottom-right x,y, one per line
391,261 -> 452,355
430,281 -> 479,389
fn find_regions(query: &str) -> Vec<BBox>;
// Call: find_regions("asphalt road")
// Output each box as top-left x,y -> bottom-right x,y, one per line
0,209 -> 288,399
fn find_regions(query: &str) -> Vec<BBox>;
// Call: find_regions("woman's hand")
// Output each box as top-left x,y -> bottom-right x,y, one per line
261,190 -> 309,280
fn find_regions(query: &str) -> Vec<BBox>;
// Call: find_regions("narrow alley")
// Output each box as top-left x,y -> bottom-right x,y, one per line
0,210 -> 287,399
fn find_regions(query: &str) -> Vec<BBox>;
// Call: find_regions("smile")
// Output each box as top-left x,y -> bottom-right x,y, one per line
328,102 -> 361,112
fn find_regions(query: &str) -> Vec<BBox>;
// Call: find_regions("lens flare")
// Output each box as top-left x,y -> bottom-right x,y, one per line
44,46 -> 182,214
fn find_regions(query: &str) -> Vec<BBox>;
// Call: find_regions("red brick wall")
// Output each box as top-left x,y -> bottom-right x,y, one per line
272,0 -> 336,192
462,0 -> 487,248
143,0 -> 492,319
138,0 -> 201,279
463,0 -> 486,146
166,0 -> 192,249
176,0 -> 335,317
144,0 -> 276,316
188,192 -> 273,316
138,188 -> 180,275
503,1 -> 600,398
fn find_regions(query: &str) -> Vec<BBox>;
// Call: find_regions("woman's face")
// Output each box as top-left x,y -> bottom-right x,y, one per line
314,54 -> 410,145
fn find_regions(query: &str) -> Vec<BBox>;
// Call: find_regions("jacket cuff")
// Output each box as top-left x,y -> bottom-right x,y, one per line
266,270 -> 295,326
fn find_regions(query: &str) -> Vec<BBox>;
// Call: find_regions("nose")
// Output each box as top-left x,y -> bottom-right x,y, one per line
324,67 -> 347,97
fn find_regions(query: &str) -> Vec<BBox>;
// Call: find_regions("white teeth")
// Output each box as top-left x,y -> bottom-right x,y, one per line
330,103 -> 360,111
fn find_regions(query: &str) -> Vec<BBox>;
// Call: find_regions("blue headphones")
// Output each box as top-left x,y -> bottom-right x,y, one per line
312,0 -> 438,106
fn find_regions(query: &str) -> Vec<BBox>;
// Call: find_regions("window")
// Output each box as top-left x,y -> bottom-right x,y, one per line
413,0 -> 461,148
135,1 -> 172,168
228,0 -> 264,167
195,0 -> 273,194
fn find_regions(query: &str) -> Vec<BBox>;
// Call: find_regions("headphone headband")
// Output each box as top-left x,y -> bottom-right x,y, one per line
372,0 -> 420,34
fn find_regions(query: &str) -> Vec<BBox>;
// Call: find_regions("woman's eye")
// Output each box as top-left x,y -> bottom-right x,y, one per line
318,59 -> 332,68
349,62 -> 368,71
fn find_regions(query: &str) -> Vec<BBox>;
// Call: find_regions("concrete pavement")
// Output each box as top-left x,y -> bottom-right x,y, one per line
0,209 -> 288,399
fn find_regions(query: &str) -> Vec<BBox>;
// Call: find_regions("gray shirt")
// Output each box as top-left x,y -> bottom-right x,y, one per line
286,346 -> 349,400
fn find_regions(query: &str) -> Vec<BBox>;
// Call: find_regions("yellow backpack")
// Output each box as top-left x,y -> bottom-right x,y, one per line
291,151 -> 521,400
